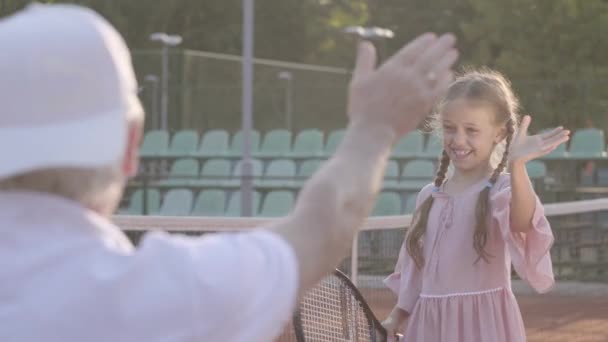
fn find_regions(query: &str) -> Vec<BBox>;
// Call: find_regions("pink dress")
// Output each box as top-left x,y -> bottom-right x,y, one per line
384,174 -> 555,342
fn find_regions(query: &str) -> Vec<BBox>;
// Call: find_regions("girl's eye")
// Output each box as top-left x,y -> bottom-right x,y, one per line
444,126 -> 455,132
467,128 -> 479,134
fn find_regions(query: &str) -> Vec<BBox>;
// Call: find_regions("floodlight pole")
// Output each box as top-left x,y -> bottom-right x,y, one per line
241,0 -> 254,216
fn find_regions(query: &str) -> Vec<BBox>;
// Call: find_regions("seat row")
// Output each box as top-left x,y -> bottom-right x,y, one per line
140,129 -> 444,159
119,189 -> 418,217
141,128 -> 608,160
146,157 -> 548,190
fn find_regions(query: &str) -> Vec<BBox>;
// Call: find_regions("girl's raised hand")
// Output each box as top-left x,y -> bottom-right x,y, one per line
509,115 -> 570,164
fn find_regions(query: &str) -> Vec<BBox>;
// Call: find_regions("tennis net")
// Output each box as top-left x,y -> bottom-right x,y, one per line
114,197 -> 608,341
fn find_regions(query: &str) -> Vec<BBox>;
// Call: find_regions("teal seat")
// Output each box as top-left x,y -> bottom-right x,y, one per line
526,160 -> 547,179
158,158 -> 199,187
225,190 -> 261,217
569,128 -> 605,159
193,159 -> 232,187
324,129 -> 345,156
229,129 -> 261,157
257,129 -> 292,157
261,159 -> 296,188
140,130 -> 169,157
225,159 -> 264,187
258,191 -> 294,217
423,134 -> 443,157
191,190 -> 227,216
158,189 -> 193,216
297,159 -> 323,185
383,160 -> 400,188
404,195 -> 417,214
197,130 -> 229,157
392,131 -> 424,158
290,129 -> 324,157
119,188 -> 161,215
168,130 -> 199,156
398,160 -> 434,190
372,192 -> 402,216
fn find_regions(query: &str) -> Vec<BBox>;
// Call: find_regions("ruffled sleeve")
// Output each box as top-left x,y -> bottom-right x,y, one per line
383,184 -> 433,313
491,177 -> 555,293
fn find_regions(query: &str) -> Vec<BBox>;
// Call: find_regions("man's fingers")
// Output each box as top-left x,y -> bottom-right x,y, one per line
352,41 -> 377,78
414,33 -> 457,73
390,33 -> 437,66
431,70 -> 454,100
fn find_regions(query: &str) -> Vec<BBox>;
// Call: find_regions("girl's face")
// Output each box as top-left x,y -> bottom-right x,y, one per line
440,98 -> 506,174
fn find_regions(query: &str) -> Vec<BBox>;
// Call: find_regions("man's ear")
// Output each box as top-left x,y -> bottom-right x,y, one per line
122,122 -> 142,178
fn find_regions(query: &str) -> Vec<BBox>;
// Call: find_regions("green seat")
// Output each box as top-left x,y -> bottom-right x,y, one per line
297,159 -> 323,186
372,192 -> 402,216
324,129 -> 345,156
423,134 -> 443,157
526,160 -> 547,179
191,190 -> 227,216
225,159 -> 264,187
404,195 -> 417,214
193,159 -> 232,187
261,159 -> 296,188
229,129 -> 261,157
290,129 -> 324,157
383,160 -> 400,188
398,160 -> 434,190
140,130 -> 169,157
225,190 -> 261,217
158,158 -> 199,187
569,128 -> 605,159
119,188 -> 161,215
392,131 -> 423,158
168,130 -> 199,156
258,191 -> 294,217
257,129 -> 292,157
158,189 -> 193,216
197,130 -> 229,157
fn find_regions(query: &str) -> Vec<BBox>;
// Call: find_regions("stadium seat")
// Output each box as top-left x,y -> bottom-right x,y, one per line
423,134 -> 443,157
258,191 -> 294,217
158,189 -> 193,216
324,129 -> 345,156
398,160 -> 434,190
225,159 -> 264,187
158,158 -> 199,187
197,130 -> 229,157
597,167 -> 608,186
392,130 -> 424,158
526,160 -> 547,179
193,158 -> 232,187
290,129 -> 324,157
119,188 -> 161,215
261,159 -> 296,188
229,129 -> 261,157
296,159 -> 323,186
372,192 -> 402,216
404,195 -> 417,214
257,129 -> 292,157
225,190 -> 261,217
167,130 -> 199,156
191,190 -> 227,216
140,130 -> 169,157
569,128 -> 606,159
383,160 -> 400,188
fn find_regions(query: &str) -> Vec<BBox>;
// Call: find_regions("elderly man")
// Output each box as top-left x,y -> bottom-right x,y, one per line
0,3 -> 457,341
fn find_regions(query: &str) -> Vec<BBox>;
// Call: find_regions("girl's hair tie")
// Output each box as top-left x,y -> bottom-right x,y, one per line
432,186 -> 440,193
485,181 -> 494,189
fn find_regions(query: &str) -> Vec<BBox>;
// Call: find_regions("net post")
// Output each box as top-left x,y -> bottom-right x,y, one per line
350,232 -> 359,286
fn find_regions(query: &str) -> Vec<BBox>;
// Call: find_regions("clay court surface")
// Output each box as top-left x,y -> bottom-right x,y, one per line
362,289 -> 608,342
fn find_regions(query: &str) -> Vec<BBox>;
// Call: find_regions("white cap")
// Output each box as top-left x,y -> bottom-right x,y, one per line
0,3 -> 143,179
